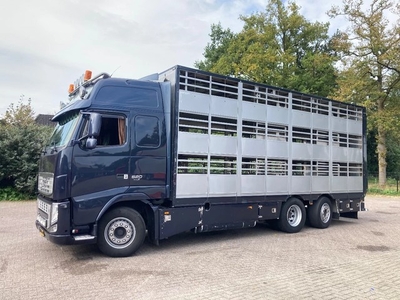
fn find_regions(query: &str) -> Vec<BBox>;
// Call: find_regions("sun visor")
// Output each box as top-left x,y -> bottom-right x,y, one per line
52,99 -> 91,122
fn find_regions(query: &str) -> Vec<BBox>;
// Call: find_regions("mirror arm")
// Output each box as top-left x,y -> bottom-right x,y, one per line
78,134 -> 89,142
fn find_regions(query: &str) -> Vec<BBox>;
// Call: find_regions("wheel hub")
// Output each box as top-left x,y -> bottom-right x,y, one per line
105,218 -> 136,249
287,205 -> 302,227
320,203 -> 331,223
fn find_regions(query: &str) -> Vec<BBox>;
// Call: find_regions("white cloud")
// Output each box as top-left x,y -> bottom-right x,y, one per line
0,0 -> 395,117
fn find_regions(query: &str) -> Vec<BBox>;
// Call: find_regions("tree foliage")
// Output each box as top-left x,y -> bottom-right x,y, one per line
196,0 -> 338,97
0,98 -> 52,196
195,23 -> 235,72
3,96 -> 36,126
328,0 -> 400,187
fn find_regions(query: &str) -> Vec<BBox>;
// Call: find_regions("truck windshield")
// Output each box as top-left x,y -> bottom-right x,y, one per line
48,112 -> 80,148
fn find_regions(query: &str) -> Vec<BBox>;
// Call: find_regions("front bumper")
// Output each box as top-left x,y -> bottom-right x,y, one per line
36,196 -> 97,246
36,220 -> 97,246
35,221 -> 75,245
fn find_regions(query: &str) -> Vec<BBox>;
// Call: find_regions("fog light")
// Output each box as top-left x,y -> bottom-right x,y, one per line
49,224 -> 57,233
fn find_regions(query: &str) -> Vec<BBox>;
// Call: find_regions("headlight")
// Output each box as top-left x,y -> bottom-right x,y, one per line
50,203 -> 59,226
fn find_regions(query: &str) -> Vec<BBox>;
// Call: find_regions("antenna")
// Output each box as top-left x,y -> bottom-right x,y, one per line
110,66 -> 121,77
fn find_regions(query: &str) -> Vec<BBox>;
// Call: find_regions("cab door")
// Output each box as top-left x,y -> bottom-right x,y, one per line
71,113 -> 130,225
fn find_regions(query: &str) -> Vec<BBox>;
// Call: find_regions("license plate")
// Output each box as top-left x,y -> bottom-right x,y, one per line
38,227 -> 45,237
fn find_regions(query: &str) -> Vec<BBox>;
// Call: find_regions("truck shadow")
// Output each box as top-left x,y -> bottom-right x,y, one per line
142,218 -> 360,254
65,219 -> 360,258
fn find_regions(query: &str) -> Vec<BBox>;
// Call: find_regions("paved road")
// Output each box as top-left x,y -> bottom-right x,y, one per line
0,196 -> 399,300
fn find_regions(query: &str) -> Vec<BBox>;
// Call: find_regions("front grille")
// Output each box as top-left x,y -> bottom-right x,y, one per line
38,199 -> 51,214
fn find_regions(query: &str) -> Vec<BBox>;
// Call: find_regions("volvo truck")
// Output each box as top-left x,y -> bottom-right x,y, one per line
36,66 -> 367,257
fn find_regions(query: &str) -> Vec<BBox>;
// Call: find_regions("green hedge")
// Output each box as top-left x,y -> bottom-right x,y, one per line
0,121 -> 52,198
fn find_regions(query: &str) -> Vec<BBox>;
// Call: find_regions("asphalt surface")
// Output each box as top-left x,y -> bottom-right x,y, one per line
1,195 -> 399,300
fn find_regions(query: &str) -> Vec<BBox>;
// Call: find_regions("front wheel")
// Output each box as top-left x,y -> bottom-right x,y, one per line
278,198 -> 306,233
97,207 -> 146,257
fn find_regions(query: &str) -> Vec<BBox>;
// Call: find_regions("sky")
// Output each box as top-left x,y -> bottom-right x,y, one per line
0,0 -> 386,117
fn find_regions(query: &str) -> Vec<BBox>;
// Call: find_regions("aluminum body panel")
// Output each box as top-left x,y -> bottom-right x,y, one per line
162,66 -> 365,200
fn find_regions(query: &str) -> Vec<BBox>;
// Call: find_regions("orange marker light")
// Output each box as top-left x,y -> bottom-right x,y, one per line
68,84 -> 74,93
84,70 -> 92,81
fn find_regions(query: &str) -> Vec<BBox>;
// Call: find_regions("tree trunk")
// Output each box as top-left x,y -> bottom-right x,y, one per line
377,127 -> 387,188
376,64 -> 386,188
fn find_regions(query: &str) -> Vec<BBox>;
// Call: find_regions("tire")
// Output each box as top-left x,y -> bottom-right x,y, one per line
97,207 -> 146,257
308,197 -> 332,229
278,198 -> 306,233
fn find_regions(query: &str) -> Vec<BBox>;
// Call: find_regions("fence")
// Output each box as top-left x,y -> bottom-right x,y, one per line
368,173 -> 400,193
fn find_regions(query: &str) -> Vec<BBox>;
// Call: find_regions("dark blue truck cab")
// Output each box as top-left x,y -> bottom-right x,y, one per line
36,66 -> 366,257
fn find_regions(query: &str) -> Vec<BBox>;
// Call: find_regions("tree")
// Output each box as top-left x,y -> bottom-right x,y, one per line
367,129 -> 400,179
3,95 -> 36,126
195,23 -> 235,71
0,97 -> 52,195
328,0 -> 400,187
196,0 -> 338,97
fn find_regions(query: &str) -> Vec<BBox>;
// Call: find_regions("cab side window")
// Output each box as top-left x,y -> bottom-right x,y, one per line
135,116 -> 160,147
98,116 -> 126,146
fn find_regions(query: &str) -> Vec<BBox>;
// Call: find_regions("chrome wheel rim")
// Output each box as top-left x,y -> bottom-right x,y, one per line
320,203 -> 331,223
287,205 -> 302,227
104,217 -> 136,249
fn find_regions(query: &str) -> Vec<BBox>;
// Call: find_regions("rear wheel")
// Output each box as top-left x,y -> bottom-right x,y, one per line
308,197 -> 332,229
278,198 -> 306,233
98,207 -> 146,257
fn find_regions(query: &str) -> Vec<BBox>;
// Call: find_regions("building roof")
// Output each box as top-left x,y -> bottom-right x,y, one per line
35,114 -> 55,127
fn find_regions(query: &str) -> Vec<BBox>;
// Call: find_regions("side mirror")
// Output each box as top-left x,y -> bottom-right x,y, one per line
78,113 -> 101,149
88,113 -> 102,138
86,137 -> 97,149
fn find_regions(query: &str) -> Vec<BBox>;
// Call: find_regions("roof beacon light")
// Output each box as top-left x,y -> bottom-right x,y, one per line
68,70 -> 95,95
84,70 -> 92,82
68,84 -> 75,94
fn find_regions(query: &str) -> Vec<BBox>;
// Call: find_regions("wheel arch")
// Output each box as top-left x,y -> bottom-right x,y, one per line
282,194 -> 337,213
95,193 -> 159,243
285,194 -> 306,206
96,193 -> 154,225
317,193 -> 334,202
